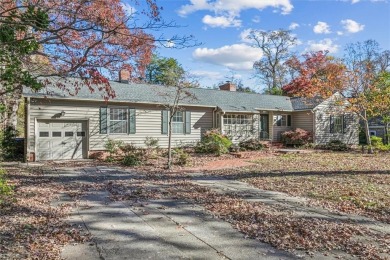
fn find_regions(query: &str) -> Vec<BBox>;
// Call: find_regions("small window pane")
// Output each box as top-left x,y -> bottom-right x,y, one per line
39,132 -> 49,137
52,132 -> 62,137
65,132 -> 74,137
77,131 -> 86,137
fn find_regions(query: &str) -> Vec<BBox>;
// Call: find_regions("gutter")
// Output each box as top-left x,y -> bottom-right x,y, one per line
25,95 -> 216,109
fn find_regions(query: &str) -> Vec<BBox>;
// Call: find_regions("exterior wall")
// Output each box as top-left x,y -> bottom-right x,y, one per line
313,95 -> 359,145
218,112 -> 260,143
271,112 -> 293,141
292,111 -> 314,133
27,98 -> 213,157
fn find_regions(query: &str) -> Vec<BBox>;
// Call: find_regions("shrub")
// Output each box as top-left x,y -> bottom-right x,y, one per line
0,168 -> 13,205
0,127 -> 23,161
122,154 -> 142,166
318,140 -> 351,151
144,136 -> 159,149
369,136 -> 390,152
281,128 -> 312,146
144,137 -> 160,159
173,148 -> 191,166
120,143 -> 144,166
195,129 -> 232,156
239,139 -> 264,151
371,136 -> 383,147
104,139 -> 123,162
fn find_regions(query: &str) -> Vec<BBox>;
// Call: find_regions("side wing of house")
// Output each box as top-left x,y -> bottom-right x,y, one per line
312,94 -> 359,145
25,98 -> 213,161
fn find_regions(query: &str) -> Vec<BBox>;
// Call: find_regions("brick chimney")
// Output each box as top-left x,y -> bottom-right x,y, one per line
119,69 -> 130,83
219,81 -> 236,91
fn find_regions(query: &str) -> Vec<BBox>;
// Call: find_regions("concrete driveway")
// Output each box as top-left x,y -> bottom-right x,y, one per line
47,166 -> 296,260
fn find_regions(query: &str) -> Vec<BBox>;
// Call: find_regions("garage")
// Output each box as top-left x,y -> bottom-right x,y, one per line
36,120 -> 87,161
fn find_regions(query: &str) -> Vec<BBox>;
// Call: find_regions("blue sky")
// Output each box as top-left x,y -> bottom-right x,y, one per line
125,0 -> 390,91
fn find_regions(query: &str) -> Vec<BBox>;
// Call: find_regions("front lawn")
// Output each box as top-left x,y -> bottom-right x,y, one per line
208,152 -> 390,223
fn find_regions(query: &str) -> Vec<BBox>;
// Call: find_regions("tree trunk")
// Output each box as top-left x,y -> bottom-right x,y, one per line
5,85 -> 22,131
167,118 -> 173,169
385,123 -> 389,145
363,118 -> 373,154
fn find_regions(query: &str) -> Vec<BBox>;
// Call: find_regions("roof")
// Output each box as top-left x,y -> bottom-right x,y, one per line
23,77 -> 309,112
290,96 -> 323,110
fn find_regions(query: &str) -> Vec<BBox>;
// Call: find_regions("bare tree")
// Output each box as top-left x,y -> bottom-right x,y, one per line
344,40 -> 389,152
248,29 -> 297,94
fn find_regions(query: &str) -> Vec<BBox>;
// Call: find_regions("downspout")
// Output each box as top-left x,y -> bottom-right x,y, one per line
311,109 -> 315,144
212,107 -> 218,128
24,97 -> 30,163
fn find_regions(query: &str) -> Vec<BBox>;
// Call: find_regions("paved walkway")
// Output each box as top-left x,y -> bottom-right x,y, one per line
49,167 -> 295,260
45,166 -> 389,259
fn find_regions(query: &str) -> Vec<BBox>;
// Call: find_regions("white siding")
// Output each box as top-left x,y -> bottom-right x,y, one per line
313,94 -> 359,145
28,98 -> 213,154
271,112 -> 293,141
292,111 -> 314,132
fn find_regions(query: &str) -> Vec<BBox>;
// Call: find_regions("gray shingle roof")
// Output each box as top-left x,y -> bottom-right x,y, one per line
290,96 -> 323,110
23,78 -> 298,112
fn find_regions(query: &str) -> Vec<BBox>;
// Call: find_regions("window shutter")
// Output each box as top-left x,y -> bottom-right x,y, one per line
185,111 -> 191,134
343,114 -> 347,134
287,115 -> 292,127
329,115 -> 334,133
99,107 -> 108,134
161,110 -> 168,134
128,108 -> 136,134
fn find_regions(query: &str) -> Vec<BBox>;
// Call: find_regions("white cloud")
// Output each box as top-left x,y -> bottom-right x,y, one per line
121,3 -> 136,16
190,70 -> 224,80
313,21 -> 331,34
289,22 -> 299,30
341,19 -> 365,33
178,0 -> 293,19
337,31 -> 344,36
202,15 -> 242,28
239,29 -> 253,43
252,16 -> 260,23
306,39 -> 339,54
351,0 -> 360,4
193,44 -> 263,71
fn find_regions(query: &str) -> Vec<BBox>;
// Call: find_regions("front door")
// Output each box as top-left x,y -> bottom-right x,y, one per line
259,114 -> 269,139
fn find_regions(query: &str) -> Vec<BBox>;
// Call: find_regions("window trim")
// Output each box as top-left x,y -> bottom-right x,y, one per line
330,114 -> 345,134
273,114 -> 291,127
108,107 -> 128,134
223,114 -> 254,137
172,111 -> 185,134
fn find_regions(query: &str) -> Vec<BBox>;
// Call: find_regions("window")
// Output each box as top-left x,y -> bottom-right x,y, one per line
52,132 -> 62,137
273,115 -> 291,127
109,108 -> 128,134
100,107 -> 136,134
161,110 -> 191,135
65,132 -> 74,137
223,114 -> 253,137
172,111 -> 184,134
39,131 -> 49,137
370,131 -> 377,136
330,115 -> 345,133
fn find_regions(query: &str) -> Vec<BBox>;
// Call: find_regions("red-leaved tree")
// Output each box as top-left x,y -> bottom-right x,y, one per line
0,0 -> 195,128
282,51 -> 346,98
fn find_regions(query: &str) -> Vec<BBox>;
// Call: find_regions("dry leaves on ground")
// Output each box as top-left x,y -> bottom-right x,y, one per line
207,153 -> 390,224
0,166 -> 90,260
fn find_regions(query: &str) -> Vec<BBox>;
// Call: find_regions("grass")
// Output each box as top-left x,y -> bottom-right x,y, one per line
209,152 -> 390,223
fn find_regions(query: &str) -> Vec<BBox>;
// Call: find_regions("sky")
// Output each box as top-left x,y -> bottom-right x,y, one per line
124,0 -> 390,91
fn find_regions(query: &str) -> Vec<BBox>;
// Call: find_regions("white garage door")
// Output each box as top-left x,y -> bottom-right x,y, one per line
37,120 -> 87,161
